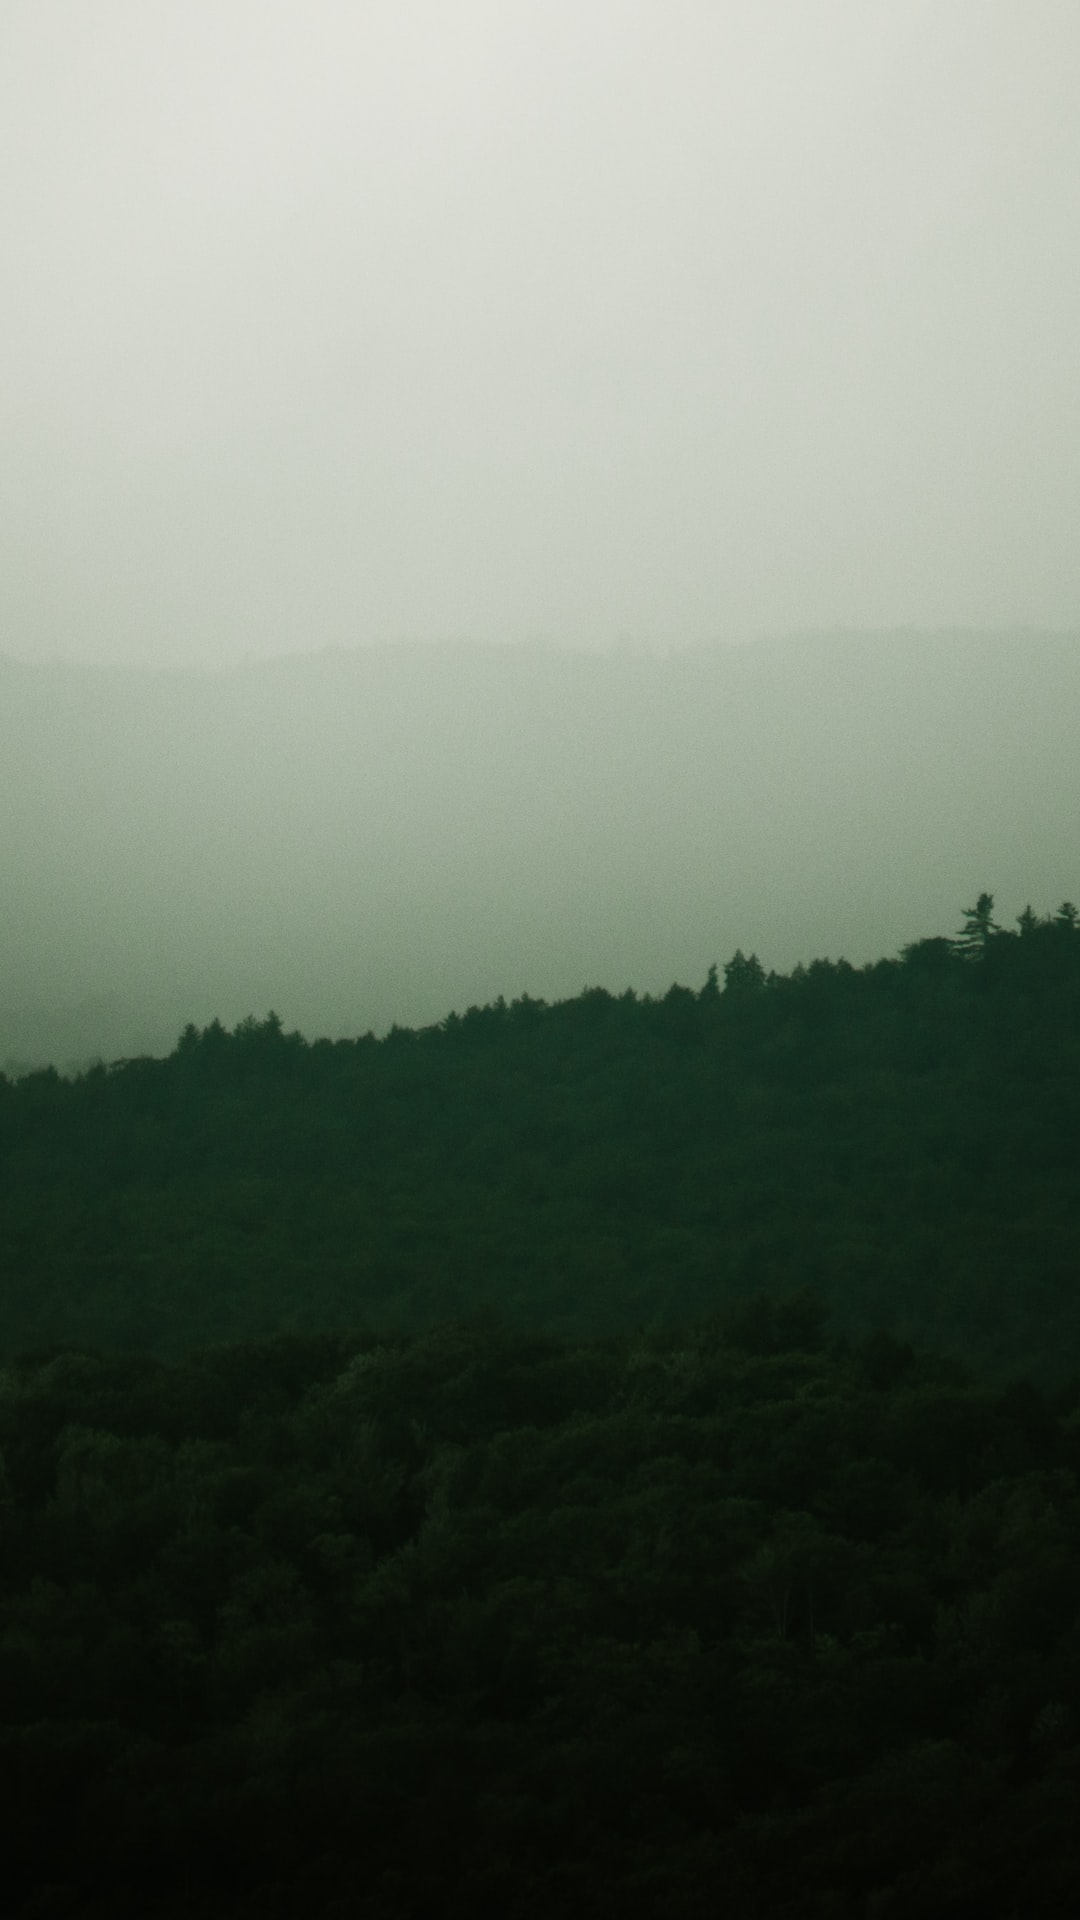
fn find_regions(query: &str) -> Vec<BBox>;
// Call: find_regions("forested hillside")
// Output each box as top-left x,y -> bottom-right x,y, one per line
4,899 -> 1080,1915
3,1309 -> 1080,1916
2,896 -> 1078,1380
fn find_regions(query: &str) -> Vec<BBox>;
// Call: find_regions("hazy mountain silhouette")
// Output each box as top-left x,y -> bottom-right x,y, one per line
2,630 -> 1077,1068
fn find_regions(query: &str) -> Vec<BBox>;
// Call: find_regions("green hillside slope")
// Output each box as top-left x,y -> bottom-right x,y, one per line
2,900 -> 1078,1380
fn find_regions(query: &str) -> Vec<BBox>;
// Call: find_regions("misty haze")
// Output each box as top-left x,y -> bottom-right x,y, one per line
4,3 -> 1080,1914
3,629 -> 1079,1069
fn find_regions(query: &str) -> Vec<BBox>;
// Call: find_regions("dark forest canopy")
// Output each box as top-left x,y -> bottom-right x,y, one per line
3,1309 -> 1080,1916
1,895 -> 1079,1380
3,899 -> 1080,1914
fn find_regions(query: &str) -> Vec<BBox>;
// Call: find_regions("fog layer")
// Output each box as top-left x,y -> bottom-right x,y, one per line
2,2 -> 1080,661
3,632 -> 1076,1068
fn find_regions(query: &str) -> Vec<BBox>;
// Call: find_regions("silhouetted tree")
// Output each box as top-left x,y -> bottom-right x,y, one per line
723,949 -> 766,994
953,892 -> 1000,960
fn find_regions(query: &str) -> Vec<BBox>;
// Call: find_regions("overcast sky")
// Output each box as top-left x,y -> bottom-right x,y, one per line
3,1 -> 1079,665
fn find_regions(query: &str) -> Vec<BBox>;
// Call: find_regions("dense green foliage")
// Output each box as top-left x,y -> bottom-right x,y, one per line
4,901 -> 1080,1911
3,1309 -> 1080,1917
2,900 -> 1079,1379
